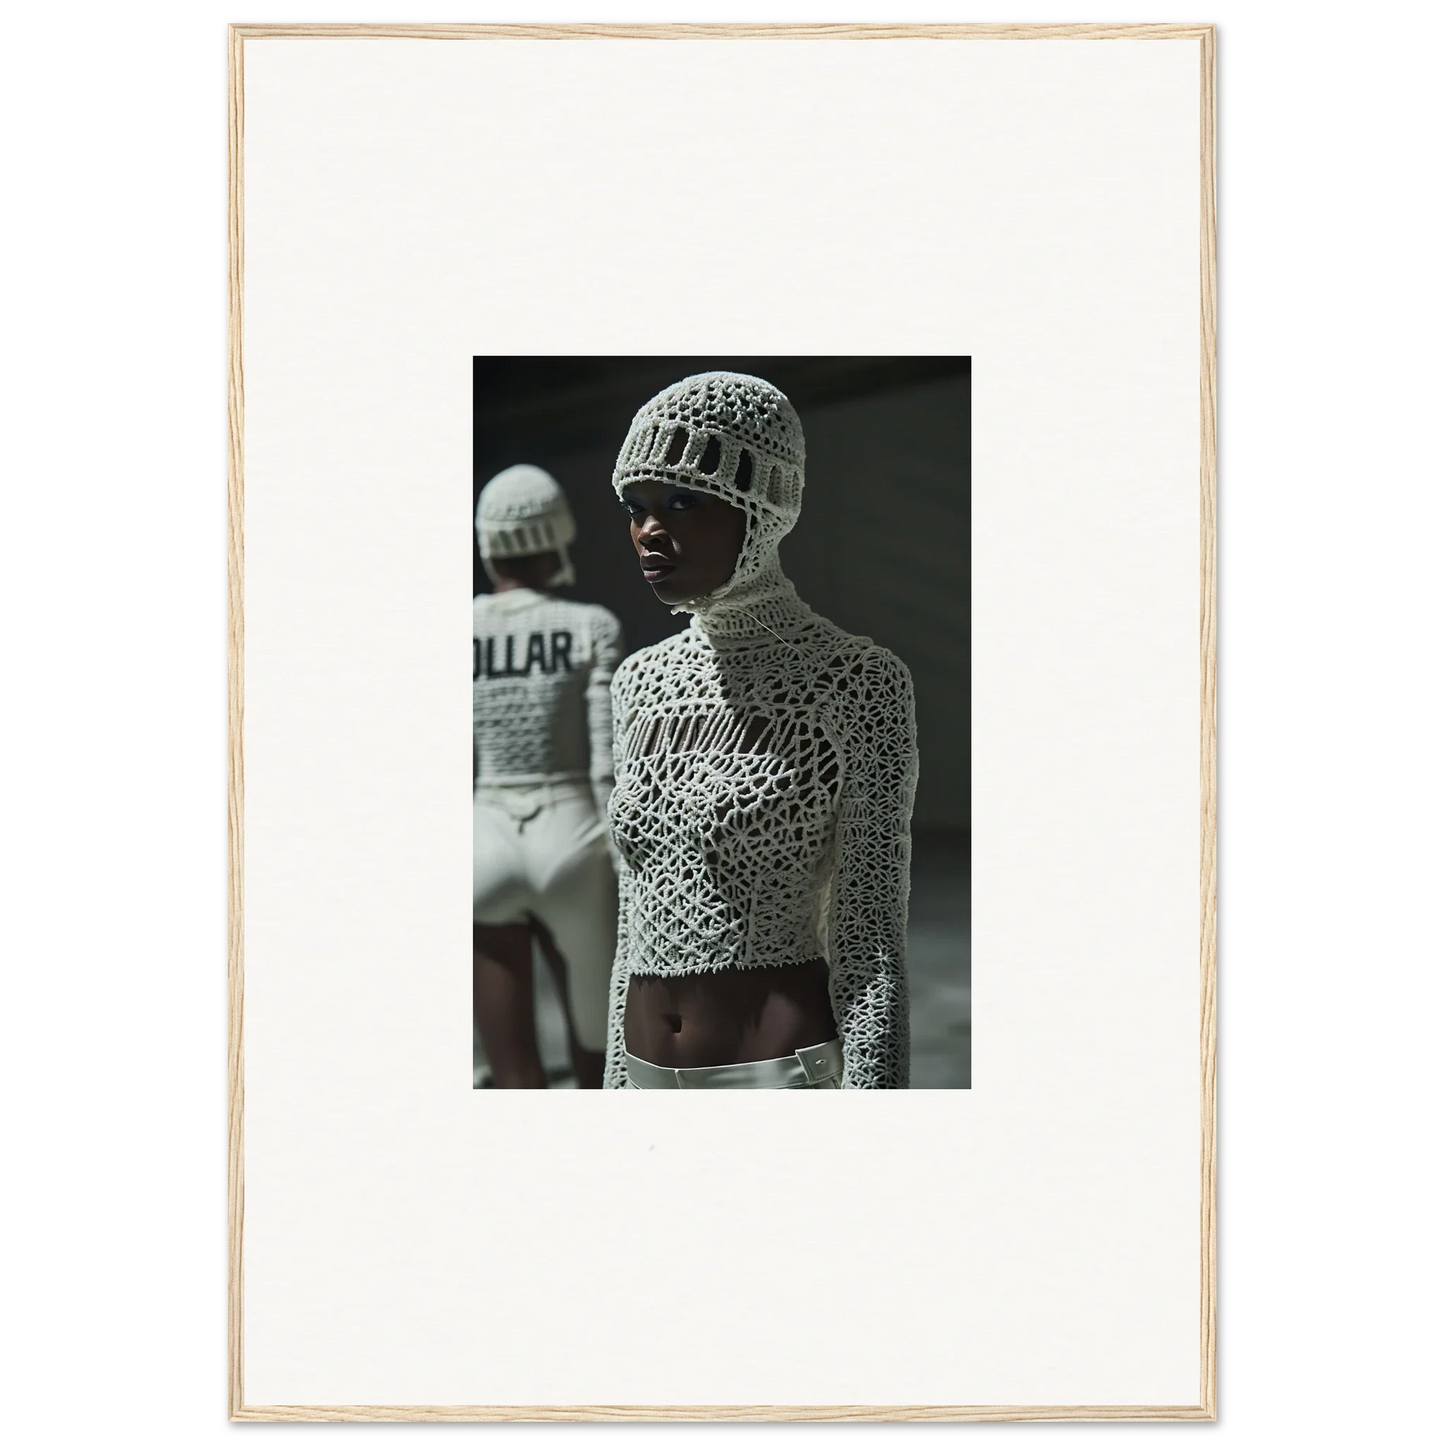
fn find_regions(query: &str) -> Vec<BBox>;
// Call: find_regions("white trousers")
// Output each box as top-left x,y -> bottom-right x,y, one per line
473,780 -> 616,1052
624,1038 -> 845,1089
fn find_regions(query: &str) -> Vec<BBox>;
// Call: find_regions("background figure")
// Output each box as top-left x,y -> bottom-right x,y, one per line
472,465 -> 622,1088
475,359 -> 970,1086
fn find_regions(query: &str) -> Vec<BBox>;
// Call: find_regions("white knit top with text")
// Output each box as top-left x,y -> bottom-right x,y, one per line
472,588 -> 623,813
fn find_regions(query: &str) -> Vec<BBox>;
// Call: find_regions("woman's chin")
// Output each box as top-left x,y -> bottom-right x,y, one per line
647,559 -> 736,605
650,574 -> 705,606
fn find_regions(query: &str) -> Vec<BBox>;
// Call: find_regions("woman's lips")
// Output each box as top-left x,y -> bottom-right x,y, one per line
640,553 -> 675,582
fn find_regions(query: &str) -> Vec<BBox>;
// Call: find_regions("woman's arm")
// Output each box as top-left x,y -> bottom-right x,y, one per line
601,657 -> 637,1089
826,645 -> 919,1088
586,607 -> 624,822
602,868 -> 634,1088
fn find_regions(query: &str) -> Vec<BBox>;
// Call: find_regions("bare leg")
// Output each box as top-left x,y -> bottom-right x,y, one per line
473,922 -> 547,1089
531,916 -> 605,1090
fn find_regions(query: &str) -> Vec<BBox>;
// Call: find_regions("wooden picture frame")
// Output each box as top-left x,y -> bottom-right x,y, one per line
229,22 -> 1216,1422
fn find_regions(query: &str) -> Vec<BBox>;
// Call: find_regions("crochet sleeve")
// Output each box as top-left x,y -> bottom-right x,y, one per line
827,646 -> 919,1088
586,607 -> 624,822
602,868 -> 634,1088
602,658 -> 637,1089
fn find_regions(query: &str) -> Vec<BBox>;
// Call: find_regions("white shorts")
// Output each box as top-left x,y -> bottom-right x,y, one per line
473,780 -> 616,1052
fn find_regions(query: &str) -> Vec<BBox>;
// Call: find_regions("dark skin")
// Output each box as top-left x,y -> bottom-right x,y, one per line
472,551 -> 606,1089
619,480 -> 837,1068
472,918 -> 605,1089
472,922 -> 547,1088
621,478 -> 748,605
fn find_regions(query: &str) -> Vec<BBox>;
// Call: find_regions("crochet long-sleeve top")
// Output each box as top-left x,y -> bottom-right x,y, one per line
472,589 -> 623,815
603,566 -> 918,1088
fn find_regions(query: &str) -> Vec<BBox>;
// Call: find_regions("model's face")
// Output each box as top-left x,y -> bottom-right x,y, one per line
621,480 -> 747,605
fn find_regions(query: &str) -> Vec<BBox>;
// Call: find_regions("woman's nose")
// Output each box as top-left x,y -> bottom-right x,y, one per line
637,511 -> 667,540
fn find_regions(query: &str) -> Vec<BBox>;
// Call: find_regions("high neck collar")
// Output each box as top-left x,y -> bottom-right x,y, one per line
674,553 -> 815,641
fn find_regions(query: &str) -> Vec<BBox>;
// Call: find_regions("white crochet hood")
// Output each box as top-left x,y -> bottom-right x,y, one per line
611,372 -> 805,619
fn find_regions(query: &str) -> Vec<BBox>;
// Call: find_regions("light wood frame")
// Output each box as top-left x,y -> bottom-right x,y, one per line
227,21 -> 1217,1423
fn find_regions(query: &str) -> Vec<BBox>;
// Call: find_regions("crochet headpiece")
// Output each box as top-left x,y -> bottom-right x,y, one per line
612,372 -> 805,607
476,464 -> 577,587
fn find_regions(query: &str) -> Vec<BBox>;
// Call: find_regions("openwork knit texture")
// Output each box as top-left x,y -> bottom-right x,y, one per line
604,373 -> 919,1088
473,589 -> 622,817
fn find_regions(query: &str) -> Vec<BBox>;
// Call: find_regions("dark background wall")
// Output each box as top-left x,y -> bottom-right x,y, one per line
474,357 -> 970,832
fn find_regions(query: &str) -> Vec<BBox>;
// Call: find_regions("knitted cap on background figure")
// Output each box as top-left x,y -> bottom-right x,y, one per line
476,463 -> 577,587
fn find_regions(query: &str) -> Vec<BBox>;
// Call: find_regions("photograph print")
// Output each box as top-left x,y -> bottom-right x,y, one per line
472,359 -> 971,1090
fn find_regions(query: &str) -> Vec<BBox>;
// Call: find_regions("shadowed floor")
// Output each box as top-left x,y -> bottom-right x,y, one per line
906,832 -> 972,1089
474,831 -> 971,1089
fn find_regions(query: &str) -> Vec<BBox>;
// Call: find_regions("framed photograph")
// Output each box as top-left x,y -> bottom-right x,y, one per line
468,356 -> 972,1095
230,22 -> 1216,1421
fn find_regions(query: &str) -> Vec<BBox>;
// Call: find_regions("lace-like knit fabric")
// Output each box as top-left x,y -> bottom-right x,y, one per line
604,373 -> 919,1088
473,589 -> 623,816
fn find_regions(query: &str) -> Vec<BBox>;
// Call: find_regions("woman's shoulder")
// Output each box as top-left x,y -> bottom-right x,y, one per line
611,627 -> 693,694
803,631 -> 914,724
795,619 -> 909,682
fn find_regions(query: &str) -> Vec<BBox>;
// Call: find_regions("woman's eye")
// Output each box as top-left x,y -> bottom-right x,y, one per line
667,492 -> 700,511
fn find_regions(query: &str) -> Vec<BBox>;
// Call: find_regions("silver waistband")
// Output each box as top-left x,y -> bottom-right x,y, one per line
625,1038 -> 843,1090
